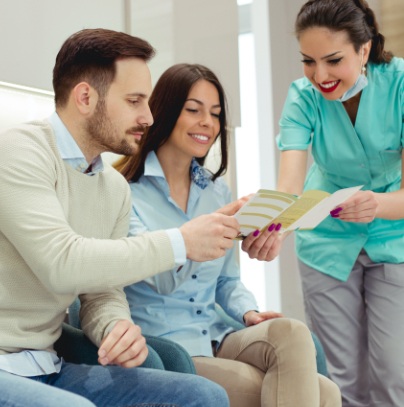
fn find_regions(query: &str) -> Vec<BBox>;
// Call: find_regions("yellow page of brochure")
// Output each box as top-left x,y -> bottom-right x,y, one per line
234,185 -> 363,238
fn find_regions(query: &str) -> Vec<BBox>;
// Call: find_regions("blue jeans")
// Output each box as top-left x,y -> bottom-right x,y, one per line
0,369 -> 95,407
1,362 -> 229,407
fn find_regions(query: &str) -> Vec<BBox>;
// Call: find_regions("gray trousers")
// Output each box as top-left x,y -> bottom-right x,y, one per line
299,250 -> 404,407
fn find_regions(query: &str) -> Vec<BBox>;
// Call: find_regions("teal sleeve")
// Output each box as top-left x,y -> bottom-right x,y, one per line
401,79 -> 404,148
277,79 -> 316,151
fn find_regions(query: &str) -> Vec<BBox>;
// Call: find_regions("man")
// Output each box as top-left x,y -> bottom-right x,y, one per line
0,28 -> 233,407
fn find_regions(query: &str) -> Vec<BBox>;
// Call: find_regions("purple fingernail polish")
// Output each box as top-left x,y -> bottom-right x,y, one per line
331,213 -> 340,218
330,207 -> 342,216
268,224 -> 276,232
253,229 -> 260,237
275,223 -> 282,231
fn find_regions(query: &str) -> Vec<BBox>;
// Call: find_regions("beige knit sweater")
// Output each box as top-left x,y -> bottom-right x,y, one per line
0,121 -> 175,355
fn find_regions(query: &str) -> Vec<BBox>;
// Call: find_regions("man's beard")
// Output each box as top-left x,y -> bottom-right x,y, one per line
86,99 -> 143,156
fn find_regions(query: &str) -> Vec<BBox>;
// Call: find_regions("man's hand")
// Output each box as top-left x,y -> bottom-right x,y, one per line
180,213 -> 239,261
98,320 -> 148,368
243,310 -> 284,327
215,195 -> 252,216
241,223 -> 284,261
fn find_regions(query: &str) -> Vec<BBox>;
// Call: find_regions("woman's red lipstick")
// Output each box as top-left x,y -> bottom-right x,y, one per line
318,80 -> 340,93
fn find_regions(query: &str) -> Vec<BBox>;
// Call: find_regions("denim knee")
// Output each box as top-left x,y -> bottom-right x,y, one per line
182,374 -> 229,407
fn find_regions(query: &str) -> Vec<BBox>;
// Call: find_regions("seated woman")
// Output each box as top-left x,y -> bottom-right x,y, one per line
115,63 -> 341,407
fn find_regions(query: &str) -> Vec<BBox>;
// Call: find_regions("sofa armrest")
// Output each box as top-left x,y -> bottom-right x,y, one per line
144,334 -> 196,374
55,323 -> 165,369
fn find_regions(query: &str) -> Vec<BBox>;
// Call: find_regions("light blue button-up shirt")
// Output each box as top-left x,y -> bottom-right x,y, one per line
0,113 -> 185,376
125,151 -> 258,356
277,57 -> 404,281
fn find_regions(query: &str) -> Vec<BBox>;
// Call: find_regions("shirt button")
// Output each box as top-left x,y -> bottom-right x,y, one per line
202,330 -> 208,335
192,274 -> 197,279
196,310 -> 202,315
189,298 -> 195,302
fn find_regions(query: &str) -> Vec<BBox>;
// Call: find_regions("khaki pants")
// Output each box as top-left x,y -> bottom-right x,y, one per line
193,318 -> 341,407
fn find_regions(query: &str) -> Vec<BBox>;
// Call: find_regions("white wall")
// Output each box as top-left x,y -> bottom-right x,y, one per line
0,0 -> 125,92
129,0 -> 240,127
265,0 -> 307,321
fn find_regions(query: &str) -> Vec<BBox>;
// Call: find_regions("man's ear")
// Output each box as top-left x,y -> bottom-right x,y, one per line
72,82 -> 98,115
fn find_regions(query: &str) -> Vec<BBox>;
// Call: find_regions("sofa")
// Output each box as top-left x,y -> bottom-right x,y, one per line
55,299 -> 327,377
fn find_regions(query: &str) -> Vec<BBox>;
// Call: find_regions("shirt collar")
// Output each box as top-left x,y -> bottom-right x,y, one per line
48,112 -> 104,175
190,159 -> 210,190
144,150 -> 166,178
144,151 -> 210,190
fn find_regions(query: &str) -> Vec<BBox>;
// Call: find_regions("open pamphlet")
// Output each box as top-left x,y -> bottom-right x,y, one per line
234,185 -> 363,238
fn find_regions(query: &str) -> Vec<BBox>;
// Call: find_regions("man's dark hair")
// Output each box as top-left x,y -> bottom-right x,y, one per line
53,28 -> 155,107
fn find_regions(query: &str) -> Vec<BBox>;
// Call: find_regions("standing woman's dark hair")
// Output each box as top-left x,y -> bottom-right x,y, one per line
295,0 -> 393,64
115,63 -> 229,183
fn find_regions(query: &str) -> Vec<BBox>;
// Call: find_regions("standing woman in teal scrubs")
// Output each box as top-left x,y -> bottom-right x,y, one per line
276,0 -> 404,406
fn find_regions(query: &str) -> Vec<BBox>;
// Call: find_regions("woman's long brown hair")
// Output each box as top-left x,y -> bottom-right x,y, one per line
114,63 -> 229,183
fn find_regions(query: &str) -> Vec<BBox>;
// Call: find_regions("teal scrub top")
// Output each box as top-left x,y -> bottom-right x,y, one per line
277,57 -> 404,281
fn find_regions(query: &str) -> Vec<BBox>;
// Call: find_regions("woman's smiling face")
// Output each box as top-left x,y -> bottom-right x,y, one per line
299,26 -> 370,100
166,79 -> 221,161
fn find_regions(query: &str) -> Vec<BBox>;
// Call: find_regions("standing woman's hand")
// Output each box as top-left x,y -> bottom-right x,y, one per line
330,190 -> 379,223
